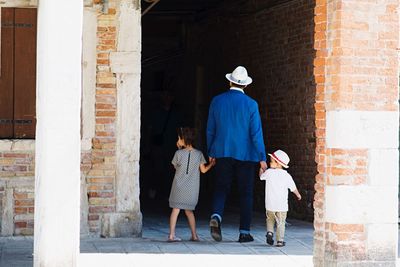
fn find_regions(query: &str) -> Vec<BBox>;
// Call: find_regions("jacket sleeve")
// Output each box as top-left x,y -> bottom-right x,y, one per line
249,102 -> 266,161
206,99 -> 216,157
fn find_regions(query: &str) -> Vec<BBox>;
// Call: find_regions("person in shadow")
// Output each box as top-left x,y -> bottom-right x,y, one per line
148,89 -> 183,205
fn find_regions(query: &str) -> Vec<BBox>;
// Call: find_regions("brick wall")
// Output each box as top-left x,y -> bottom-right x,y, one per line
0,142 -> 35,236
185,0 -> 316,220
86,0 -> 118,234
0,152 -> 34,177
314,0 -> 399,265
0,142 -> 101,236
13,188 -> 34,235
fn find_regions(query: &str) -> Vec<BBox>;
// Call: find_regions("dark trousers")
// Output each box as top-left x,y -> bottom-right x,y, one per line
212,157 -> 257,232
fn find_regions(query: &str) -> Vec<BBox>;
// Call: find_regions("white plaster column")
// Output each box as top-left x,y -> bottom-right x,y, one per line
34,0 -> 83,266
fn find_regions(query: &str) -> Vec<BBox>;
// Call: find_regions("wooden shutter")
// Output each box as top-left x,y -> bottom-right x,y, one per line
0,8 -> 36,139
14,8 -> 37,138
0,8 -> 15,138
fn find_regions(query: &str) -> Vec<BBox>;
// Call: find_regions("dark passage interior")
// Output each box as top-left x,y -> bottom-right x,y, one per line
139,0 -> 317,221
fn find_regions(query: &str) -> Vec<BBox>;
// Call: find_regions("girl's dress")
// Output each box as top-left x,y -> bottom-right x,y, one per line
169,148 -> 206,210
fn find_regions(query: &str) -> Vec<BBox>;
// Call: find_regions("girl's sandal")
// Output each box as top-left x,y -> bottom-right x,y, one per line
167,236 -> 182,242
190,235 -> 199,242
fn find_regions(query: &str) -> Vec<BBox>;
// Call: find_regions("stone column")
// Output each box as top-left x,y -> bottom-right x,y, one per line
34,0 -> 83,266
101,0 -> 142,237
313,0 -> 399,266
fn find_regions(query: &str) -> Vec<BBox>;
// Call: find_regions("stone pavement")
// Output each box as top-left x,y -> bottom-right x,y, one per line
0,210 -> 314,266
1,211 -> 400,266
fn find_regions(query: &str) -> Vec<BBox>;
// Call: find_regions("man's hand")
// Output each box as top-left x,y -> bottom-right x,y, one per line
209,157 -> 216,165
259,168 -> 265,177
294,190 -> 302,201
260,161 -> 267,171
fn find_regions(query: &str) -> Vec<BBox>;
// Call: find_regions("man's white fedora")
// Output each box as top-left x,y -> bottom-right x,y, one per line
225,66 -> 253,86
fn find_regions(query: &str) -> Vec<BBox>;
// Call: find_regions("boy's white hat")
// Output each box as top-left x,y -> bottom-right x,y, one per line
268,150 -> 290,168
225,66 -> 253,86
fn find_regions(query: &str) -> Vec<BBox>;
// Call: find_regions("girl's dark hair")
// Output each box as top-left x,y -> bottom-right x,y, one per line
177,127 -> 196,147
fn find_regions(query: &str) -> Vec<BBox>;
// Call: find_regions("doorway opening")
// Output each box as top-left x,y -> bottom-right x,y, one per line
139,0 -> 317,223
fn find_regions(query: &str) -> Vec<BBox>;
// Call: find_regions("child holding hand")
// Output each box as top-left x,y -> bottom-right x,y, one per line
260,149 -> 301,247
168,127 -> 215,242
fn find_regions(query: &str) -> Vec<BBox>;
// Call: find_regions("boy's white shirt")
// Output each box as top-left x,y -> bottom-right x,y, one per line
260,168 -> 297,212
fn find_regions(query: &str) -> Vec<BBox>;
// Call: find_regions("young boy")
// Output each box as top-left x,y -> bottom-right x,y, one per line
259,149 -> 301,247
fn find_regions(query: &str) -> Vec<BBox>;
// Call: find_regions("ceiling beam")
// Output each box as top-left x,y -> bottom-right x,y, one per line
142,0 -> 161,16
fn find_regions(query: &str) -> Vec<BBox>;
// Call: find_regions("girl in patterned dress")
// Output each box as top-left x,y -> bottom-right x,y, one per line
168,127 -> 215,242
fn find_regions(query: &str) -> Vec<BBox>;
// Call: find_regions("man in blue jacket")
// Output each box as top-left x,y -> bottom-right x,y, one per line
207,66 -> 267,243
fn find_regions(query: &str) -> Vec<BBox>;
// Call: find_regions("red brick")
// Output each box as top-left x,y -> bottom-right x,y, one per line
15,207 -> 28,214
15,199 -> 34,207
14,222 -> 27,228
89,206 -> 115,213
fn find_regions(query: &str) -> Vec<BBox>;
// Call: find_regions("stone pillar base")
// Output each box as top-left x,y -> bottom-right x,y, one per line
100,212 -> 142,238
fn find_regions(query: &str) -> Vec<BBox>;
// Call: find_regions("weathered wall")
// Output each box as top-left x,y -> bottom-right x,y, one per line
0,0 -> 142,237
184,0 -> 316,220
0,141 -> 34,235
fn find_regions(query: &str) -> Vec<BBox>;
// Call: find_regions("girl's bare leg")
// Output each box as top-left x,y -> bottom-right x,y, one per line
169,208 -> 180,239
184,210 -> 198,240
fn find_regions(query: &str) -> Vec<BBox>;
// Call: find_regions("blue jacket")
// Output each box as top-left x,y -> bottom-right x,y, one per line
207,89 -> 266,162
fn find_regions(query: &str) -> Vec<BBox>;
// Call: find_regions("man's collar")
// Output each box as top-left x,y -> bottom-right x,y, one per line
230,87 -> 244,93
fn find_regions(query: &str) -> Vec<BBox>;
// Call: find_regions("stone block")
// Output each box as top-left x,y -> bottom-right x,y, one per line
81,138 -> 92,151
326,185 -> 397,224
7,177 -> 34,188
117,1 -> 141,51
367,223 -> 397,261
116,160 -> 139,212
110,52 -> 140,74
14,214 -> 34,221
0,141 -> 12,151
368,149 -> 399,186
11,140 -> 35,151
82,8 -> 97,144
326,111 -> 399,149
100,212 -> 142,237
1,188 -> 13,236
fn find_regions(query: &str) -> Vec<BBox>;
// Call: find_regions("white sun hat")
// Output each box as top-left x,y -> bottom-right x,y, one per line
268,149 -> 290,168
225,66 -> 253,86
